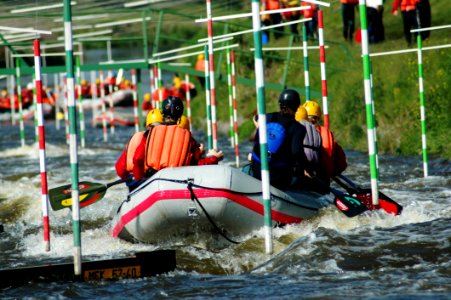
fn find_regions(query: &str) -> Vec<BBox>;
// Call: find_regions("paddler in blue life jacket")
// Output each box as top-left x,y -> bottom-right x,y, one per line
249,89 -> 308,190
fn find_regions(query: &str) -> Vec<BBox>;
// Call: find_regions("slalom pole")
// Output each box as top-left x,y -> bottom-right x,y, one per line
131,69 -> 139,133
302,24 -> 311,102
252,0 -> 273,255
185,74 -> 193,132
75,57 -> 85,148
9,74 -> 15,125
157,62 -> 163,106
63,76 -> 70,144
149,67 -> 155,109
369,60 -> 380,182
33,75 -> 38,143
416,34 -> 428,177
34,39 -> 51,252
231,50 -> 240,168
99,71 -> 108,142
204,45 -> 213,150
358,0 -> 379,205
63,0 -> 82,275
226,48 -> 234,147
54,74 -> 60,130
107,70 -> 115,134
90,71 -> 97,128
15,58 -> 25,147
154,64 -> 160,109
317,9 -> 329,130
281,35 -> 295,88
205,0 -> 218,150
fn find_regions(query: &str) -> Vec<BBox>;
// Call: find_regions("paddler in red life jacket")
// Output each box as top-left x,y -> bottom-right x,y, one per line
302,100 -> 347,192
144,96 -> 223,173
115,108 -> 163,191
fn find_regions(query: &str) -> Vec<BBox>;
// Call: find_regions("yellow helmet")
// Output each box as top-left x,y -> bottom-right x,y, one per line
173,76 -> 181,89
197,53 -> 204,60
81,79 -> 88,86
95,78 -> 101,85
124,79 -> 131,87
144,93 -> 151,102
295,105 -> 308,121
178,115 -> 190,130
146,109 -> 163,127
303,100 -> 321,118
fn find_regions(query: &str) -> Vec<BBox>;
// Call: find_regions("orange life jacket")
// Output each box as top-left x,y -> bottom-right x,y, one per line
317,125 -> 335,178
144,125 -> 193,171
126,131 -> 145,172
400,0 -> 419,11
340,0 -> 359,4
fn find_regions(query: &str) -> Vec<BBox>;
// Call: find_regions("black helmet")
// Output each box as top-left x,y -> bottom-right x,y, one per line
278,89 -> 300,112
162,96 -> 184,119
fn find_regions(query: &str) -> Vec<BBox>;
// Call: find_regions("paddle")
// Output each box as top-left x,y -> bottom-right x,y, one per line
333,175 -> 403,215
49,179 -> 125,211
313,176 -> 368,217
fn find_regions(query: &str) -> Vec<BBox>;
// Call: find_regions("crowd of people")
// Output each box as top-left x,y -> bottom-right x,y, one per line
259,0 -> 432,45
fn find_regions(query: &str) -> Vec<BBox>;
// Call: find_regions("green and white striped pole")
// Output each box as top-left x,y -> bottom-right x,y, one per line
416,34 -> 428,177
252,0 -> 273,254
157,62 -> 163,105
99,70 -> 108,142
9,74 -> 15,125
302,24 -> 310,102
204,46 -> 213,150
231,50 -> 240,168
15,58 -> 25,147
226,48 -> 234,147
358,0 -> 379,205
54,74 -> 60,130
63,0 -> 82,276
76,57 -> 86,148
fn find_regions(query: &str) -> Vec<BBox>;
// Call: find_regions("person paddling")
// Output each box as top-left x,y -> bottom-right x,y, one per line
115,108 -> 163,191
249,89 -> 308,190
302,100 -> 347,192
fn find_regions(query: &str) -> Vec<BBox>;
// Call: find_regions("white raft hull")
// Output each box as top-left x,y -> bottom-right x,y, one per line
112,165 -> 333,243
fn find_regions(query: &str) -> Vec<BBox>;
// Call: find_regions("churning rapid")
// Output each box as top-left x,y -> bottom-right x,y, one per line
0,118 -> 449,298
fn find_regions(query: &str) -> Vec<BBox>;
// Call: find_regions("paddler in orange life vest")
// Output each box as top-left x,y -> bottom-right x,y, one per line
302,100 -> 347,192
116,96 -> 223,191
115,108 -> 164,191
147,96 -> 223,171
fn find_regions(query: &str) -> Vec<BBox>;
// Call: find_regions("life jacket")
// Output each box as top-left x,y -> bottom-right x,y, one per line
252,119 -> 287,167
317,125 -> 335,178
144,125 -> 193,171
340,0 -> 358,4
301,2 -> 317,18
400,0 -> 419,11
299,120 -> 321,167
126,131 -> 145,172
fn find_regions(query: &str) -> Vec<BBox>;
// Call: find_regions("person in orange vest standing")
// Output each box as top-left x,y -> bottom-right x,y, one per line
302,100 -> 347,192
392,0 -> 422,45
302,1 -> 318,40
261,0 -> 284,41
341,0 -> 359,42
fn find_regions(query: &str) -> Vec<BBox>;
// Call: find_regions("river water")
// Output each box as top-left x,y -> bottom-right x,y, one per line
0,114 -> 450,299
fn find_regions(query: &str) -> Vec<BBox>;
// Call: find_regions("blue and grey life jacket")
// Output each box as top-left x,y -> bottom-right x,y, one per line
299,120 -> 322,167
252,121 -> 287,167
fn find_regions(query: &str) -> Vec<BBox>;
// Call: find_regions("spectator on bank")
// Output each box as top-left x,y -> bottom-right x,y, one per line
341,0 -> 359,42
367,0 -> 385,43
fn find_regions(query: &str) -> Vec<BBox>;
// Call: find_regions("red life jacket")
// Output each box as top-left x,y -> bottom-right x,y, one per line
341,0 -> 359,4
144,125 -> 193,171
400,0 -> 419,11
317,126 -> 347,179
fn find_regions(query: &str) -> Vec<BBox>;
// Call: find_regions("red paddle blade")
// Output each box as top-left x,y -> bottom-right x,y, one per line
353,189 -> 403,215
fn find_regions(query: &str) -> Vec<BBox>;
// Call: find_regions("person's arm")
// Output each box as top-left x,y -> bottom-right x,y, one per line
392,0 -> 401,15
115,150 -> 130,180
132,137 -> 147,180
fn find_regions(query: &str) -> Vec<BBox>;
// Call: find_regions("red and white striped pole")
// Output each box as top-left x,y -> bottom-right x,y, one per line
317,9 -> 329,130
99,70 -> 108,142
131,69 -> 139,132
206,0 -> 218,150
149,67 -> 156,109
185,74 -> 192,132
34,39 -> 51,252
231,50 -> 240,168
